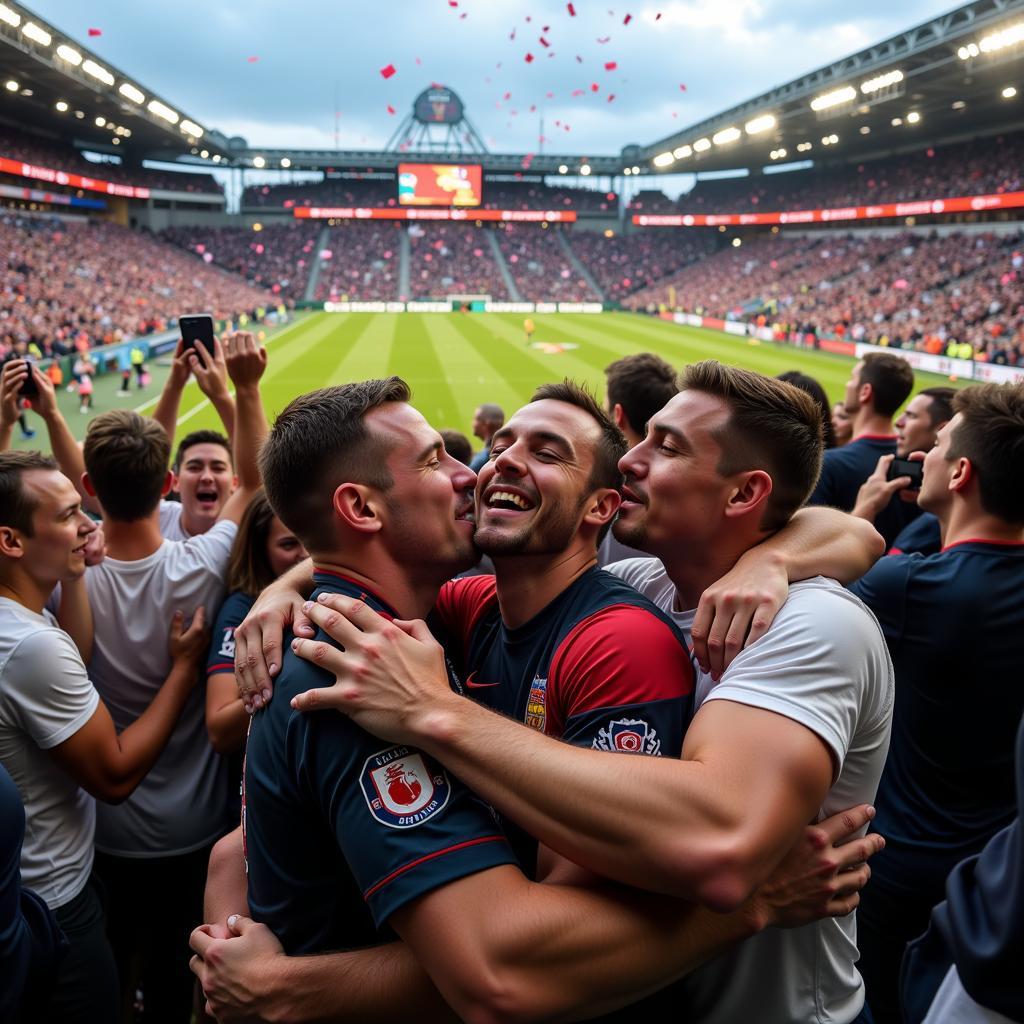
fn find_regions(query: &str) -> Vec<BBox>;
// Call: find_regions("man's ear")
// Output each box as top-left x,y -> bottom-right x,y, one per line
611,403 -> 628,432
582,487 -> 622,533
859,381 -> 874,408
949,456 -> 973,495
81,472 -> 97,498
0,525 -> 25,560
332,482 -> 384,536
723,469 -> 773,522
161,470 -> 173,497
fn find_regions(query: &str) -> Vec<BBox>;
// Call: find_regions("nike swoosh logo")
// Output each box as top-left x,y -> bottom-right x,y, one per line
464,671 -> 502,689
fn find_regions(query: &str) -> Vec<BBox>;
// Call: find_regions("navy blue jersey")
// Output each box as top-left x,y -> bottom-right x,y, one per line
434,568 -> 693,870
888,511 -> 941,557
808,435 -> 921,547
849,541 -> 1024,872
206,590 -> 255,679
243,570 -> 516,955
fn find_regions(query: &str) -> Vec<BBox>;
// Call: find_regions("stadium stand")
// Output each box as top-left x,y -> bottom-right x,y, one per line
0,126 -> 223,195
316,222 -> 404,301
0,212 -> 270,353
161,223 -> 319,300
241,176 -> 396,209
481,180 -> 618,213
408,223 -> 509,300
496,224 -> 599,302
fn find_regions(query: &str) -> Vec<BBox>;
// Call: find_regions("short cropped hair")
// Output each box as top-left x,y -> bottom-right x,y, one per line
680,360 -> 824,532
777,371 -> 836,449
947,383 -> 1024,524
173,429 -> 232,473
260,377 -> 411,551
605,353 -> 679,437
475,404 -> 504,428
84,410 -> 170,521
860,353 -> 915,417
918,386 -> 956,426
530,379 -> 627,492
440,429 -> 473,466
0,451 -> 58,535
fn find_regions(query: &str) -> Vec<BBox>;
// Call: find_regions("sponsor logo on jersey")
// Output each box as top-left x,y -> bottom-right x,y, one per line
593,718 -> 662,755
361,746 -> 451,829
525,675 -> 548,731
464,671 -> 501,689
217,627 -> 235,661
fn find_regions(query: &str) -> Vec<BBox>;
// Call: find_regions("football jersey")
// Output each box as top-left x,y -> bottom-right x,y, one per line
433,567 -> 694,871
243,570 -> 516,955
206,591 -> 255,679
888,511 -> 941,556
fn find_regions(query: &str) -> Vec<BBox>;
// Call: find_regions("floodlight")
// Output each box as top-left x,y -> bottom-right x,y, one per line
624,167 -> 632,175
1003,85 -> 1018,98
95,116 -> 106,127
55,100 -> 68,111
253,156 -> 266,168
673,144 -> 692,159
712,126 -> 741,145
745,114 -> 776,134
580,163 -> 591,175
4,79 -> 17,92
906,111 -> 921,124
83,60 -> 115,86
22,23 -> 51,46
119,83 -> 145,104
861,70 -> 903,94
558,164 -> 568,174
810,85 -> 856,111
181,119 -> 204,138
693,137 -> 711,152
280,157 -> 291,168
0,5 -> 21,27
56,44 -> 82,65
148,99 -> 179,124
979,21 -> 1024,55
653,151 -> 675,167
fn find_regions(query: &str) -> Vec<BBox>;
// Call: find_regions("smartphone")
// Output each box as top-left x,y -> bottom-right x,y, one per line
17,358 -> 38,398
887,457 -> 923,489
179,313 -> 216,354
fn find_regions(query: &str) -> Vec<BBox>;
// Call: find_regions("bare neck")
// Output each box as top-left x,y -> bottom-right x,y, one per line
852,408 -> 895,439
102,510 -> 165,561
492,544 -> 598,630
0,569 -> 52,616
660,532 -> 762,612
938,502 -> 1024,550
313,556 -> 439,621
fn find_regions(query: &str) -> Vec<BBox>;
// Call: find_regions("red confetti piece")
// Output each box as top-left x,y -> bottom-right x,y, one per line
656,12 -> 662,19
548,50 -> 556,57
604,61 -> 617,70
576,54 -> 583,62
524,52 -> 534,62
448,1 -> 458,5
525,14 -> 532,21
510,27 -> 516,39
567,1 -> 576,13
415,56 -> 422,64
540,36 -> 550,46
543,24 -> 550,31
672,111 -> 678,117
546,91 -> 554,98
564,124 -> 571,131
380,64 -> 396,79
597,36 -> 610,43
460,12 -> 467,18
386,104 -> 396,114
247,56 -> 259,63
503,91 -> 512,99
607,93 -> 616,102
572,88 -> 584,96
529,104 -> 536,111
679,83 -> 687,91
623,13 -> 632,24
88,27 -> 102,36
591,82 -> 599,91
554,119 -> 561,126
431,81 -> 444,87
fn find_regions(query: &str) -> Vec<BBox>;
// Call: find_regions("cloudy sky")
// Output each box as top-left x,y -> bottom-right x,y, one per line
31,0 -> 958,157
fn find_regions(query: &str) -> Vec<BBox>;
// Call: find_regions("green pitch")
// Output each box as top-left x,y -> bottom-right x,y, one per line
11,312 -> 967,448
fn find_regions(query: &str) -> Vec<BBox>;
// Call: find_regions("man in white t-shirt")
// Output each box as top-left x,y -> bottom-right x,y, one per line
0,450 -> 208,1022
279,361 -> 892,1024
158,429 -> 236,542
80,332 -> 267,1023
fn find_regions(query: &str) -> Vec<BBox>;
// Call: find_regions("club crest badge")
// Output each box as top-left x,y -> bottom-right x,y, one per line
593,718 -> 662,755
361,746 -> 451,829
525,676 -> 548,731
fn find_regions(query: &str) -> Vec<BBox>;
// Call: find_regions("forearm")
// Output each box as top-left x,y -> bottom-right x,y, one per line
232,383 -> 267,491
206,696 -> 249,754
211,393 -> 236,445
204,827 -> 248,924
56,576 -> 94,663
0,420 -> 12,452
757,506 -> 883,584
152,383 -> 184,445
41,410 -> 98,512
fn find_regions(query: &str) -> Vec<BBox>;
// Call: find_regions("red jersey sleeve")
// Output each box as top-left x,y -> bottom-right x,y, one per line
434,576 -> 499,654
545,604 -> 693,756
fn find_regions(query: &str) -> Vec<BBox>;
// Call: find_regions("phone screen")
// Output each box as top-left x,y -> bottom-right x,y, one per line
180,314 -> 216,354
17,359 -> 38,398
887,457 -> 923,489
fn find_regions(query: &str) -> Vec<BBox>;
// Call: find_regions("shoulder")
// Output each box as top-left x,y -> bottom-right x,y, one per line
436,575 -> 498,623
169,521 -> 237,569
214,591 -> 255,628
770,578 -> 887,648
603,556 -> 665,589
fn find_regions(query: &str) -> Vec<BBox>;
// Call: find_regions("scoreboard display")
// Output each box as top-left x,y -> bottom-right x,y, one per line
398,163 -> 483,207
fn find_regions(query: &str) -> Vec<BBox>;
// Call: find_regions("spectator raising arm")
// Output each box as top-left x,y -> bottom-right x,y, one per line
187,335 -> 237,444
151,339 -> 196,446
0,360 -> 22,453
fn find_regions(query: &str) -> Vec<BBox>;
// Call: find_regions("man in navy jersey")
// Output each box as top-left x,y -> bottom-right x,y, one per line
847,382 -> 1024,1023
808,352 -> 915,545
193,378 -> 880,1022
851,387 -> 955,558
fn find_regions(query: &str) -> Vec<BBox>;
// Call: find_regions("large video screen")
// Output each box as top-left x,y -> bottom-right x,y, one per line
398,163 -> 482,207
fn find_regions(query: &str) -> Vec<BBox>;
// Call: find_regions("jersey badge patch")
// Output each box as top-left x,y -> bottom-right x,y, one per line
593,718 -> 662,755
525,676 -> 548,731
361,746 -> 451,829
217,627 -> 236,661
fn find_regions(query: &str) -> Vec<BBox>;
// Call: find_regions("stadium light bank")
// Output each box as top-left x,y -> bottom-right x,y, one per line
958,20 -> 1024,60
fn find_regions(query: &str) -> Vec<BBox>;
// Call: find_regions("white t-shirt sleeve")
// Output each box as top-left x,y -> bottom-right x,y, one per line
159,499 -> 185,540
702,587 -> 880,768
4,630 -> 100,749
603,556 -> 661,588
163,520 -> 237,585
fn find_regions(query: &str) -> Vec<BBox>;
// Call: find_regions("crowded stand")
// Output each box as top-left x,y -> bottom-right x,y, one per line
628,228 -> 1024,363
568,228 -> 718,302
630,133 -> 1024,217
496,224 -> 599,301
480,180 -> 618,213
316,221 -> 404,301
0,127 -> 223,196
161,223 -> 318,301
0,213 -> 271,354
241,176 -> 397,209
408,223 -> 509,299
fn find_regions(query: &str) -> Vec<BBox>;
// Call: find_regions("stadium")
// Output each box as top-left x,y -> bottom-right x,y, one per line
3,3 -> 1024,1023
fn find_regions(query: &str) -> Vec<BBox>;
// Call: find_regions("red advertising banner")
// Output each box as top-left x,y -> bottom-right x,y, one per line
0,155 -> 151,200
294,207 -> 577,222
398,163 -> 482,207
631,190 -> 1024,227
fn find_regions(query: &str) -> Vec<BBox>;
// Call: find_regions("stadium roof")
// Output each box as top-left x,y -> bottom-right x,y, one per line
0,0 -> 231,162
638,0 -> 1024,176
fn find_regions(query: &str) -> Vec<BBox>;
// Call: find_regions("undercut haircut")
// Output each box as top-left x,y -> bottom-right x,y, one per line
947,382 -> 1024,524
860,353 -> 915,417
84,411 -> 170,522
0,451 -> 58,535
918,386 -> 956,427
680,360 -> 823,532
260,377 -> 411,551
531,379 -> 628,493
605,352 -> 679,438
173,429 -> 232,473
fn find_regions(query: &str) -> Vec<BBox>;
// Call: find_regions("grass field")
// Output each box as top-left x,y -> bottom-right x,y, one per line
11,311 -> 967,448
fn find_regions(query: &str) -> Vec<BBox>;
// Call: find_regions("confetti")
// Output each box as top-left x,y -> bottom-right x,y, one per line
656,12 -> 662,19
380,63 -> 396,79
623,13 -> 632,24
554,119 -> 561,126
529,104 -> 536,111
591,82 -> 599,91
448,1 -> 458,5
246,56 -> 259,63
546,91 -> 554,98
548,51 -> 556,57
415,56 -> 422,64
679,82 -> 687,91
572,88 -> 584,96
604,61 -> 617,70
543,24 -> 550,31
672,110 -> 678,117
510,27 -> 516,39
525,52 -> 535,62
88,27 -> 102,36
540,36 -> 550,46
607,93 -> 616,101
460,12 -> 467,18
503,91 -> 512,99
576,54 -> 583,62
386,104 -> 396,114
567,1 -> 576,13
597,36 -> 610,43
525,14 -> 532,21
